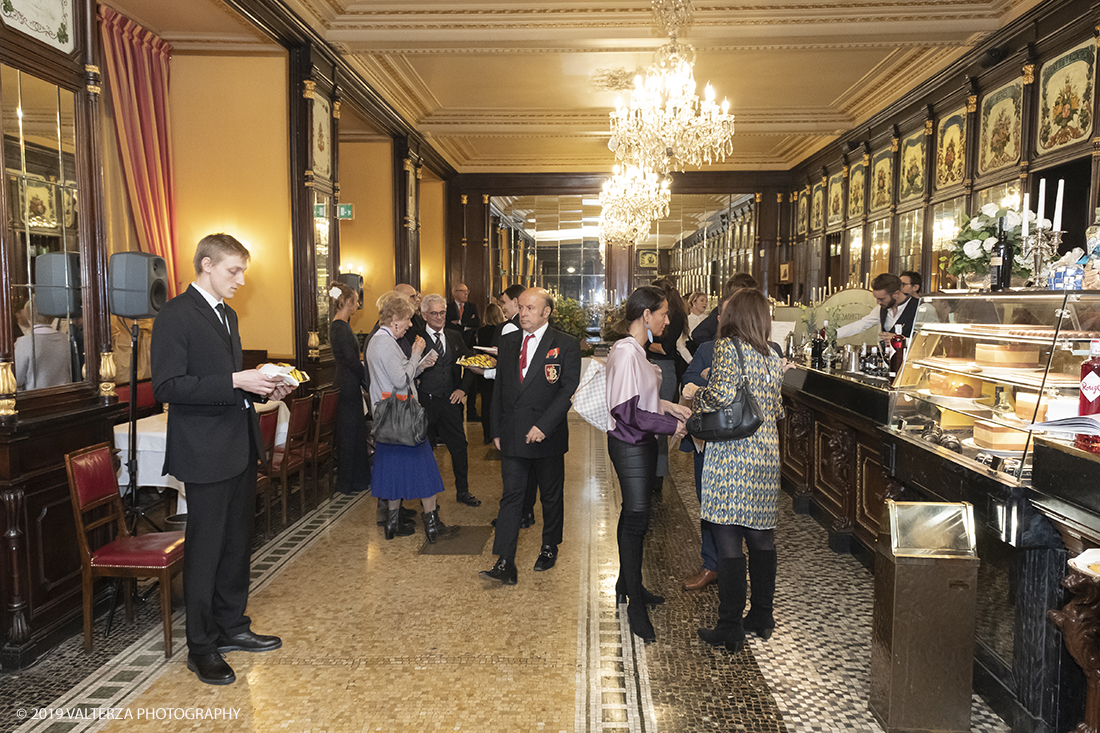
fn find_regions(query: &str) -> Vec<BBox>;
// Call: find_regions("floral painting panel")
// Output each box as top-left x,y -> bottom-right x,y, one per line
312,94 -> 332,180
827,171 -> 844,226
811,182 -> 824,232
978,80 -> 1022,174
869,149 -> 893,211
797,189 -> 808,235
1037,39 -> 1095,154
936,109 -> 966,188
1,0 -> 74,53
899,130 -> 925,201
848,162 -> 866,219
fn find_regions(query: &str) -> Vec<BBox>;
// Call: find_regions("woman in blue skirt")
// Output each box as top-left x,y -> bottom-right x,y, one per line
365,291 -> 459,543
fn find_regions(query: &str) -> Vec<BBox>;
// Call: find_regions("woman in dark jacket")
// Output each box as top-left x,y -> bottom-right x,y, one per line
329,282 -> 370,494
476,303 -> 505,445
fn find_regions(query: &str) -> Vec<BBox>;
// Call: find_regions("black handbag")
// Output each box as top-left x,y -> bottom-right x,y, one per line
371,376 -> 427,446
687,338 -> 764,442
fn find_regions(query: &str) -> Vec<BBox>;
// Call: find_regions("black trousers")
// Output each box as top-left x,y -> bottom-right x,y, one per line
493,454 -> 564,560
183,443 -> 258,655
422,393 -> 469,494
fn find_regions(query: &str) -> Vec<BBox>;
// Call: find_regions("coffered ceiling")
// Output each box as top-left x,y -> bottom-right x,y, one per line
101,0 -> 1046,174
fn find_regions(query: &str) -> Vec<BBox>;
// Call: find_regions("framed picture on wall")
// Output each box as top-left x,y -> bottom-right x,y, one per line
797,188 -> 808,235
779,262 -> 792,283
869,148 -> 893,211
638,250 -> 658,269
1036,38 -> 1095,154
312,94 -> 332,181
898,129 -> 925,201
827,171 -> 844,226
936,107 -> 967,188
978,79 -> 1022,173
848,161 -> 866,220
811,181 -> 824,231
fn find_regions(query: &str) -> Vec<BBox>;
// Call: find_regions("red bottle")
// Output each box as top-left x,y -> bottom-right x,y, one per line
888,325 -> 906,380
1076,339 -> 1100,453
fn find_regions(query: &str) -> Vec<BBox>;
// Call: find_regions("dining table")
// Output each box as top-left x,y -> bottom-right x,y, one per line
113,399 -> 290,514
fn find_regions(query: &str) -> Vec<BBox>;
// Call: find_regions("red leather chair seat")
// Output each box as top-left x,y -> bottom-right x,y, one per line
272,447 -> 305,470
91,532 -> 185,568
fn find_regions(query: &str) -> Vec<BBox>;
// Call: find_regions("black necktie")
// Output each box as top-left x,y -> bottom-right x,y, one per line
433,332 -> 444,354
215,303 -> 229,334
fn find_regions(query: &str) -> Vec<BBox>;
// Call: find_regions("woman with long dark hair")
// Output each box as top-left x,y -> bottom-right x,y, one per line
689,288 -> 784,651
605,286 -> 690,641
648,279 -> 689,493
329,282 -> 370,494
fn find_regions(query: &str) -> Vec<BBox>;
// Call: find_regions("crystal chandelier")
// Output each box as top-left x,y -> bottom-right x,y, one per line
598,164 -> 671,246
607,0 -> 734,173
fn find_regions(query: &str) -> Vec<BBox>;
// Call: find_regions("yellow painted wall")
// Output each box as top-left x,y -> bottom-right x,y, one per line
170,54 -> 294,357
419,179 -> 446,301
338,141 -> 394,332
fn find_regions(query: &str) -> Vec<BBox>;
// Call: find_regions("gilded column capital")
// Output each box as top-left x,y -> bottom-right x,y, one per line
0,361 -> 15,417
967,94 -> 977,113
303,79 -> 316,99
924,120 -> 934,136
99,352 -> 117,398
1023,64 -> 1035,85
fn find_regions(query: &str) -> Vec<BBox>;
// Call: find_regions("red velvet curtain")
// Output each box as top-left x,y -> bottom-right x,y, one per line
99,7 -> 178,298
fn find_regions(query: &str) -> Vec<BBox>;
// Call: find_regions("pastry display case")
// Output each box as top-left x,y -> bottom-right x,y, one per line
890,291 -> 1100,482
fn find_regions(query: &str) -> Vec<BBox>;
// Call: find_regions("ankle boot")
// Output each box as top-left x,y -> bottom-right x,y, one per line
743,550 -> 777,639
697,557 -> 747,652
627,600 -> 655,642
422,509 -> 459,544
384,507 -> 414,539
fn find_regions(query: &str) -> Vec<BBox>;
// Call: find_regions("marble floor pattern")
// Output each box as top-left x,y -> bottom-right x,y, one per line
3,416 -> 1013,732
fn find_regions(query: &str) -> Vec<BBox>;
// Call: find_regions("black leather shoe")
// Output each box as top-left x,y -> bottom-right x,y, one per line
519,511 -> 536,529
400,504 -> 417,522
216,630 -> 282,653
479,556 -> 517,585
456,492 -> 481,507
533,545 -> 557,571
187,652 -> 235,685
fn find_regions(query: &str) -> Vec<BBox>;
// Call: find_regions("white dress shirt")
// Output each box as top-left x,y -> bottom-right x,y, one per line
518,322 -> 549,381
835,296 -> 915,339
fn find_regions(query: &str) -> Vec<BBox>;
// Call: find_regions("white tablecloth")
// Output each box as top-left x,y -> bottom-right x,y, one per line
113,400 -> 290,514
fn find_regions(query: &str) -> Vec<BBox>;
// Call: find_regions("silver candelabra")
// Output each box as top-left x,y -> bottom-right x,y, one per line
1020,228 -> 1063,284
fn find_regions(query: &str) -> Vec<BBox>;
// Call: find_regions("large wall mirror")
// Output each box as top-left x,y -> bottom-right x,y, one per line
2,64 -> 84,392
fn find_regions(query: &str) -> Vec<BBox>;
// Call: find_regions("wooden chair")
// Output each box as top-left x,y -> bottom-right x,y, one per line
65,443 -> 185,658
272,394 -> 312,524
114,380 -> 161,422
254,407 -> 280,541
304,389 -> 340,501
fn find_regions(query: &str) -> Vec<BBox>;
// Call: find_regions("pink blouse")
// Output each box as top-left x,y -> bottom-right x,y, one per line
605,337 -> 679,445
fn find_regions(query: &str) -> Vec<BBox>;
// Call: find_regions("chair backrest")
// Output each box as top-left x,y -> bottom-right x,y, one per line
65,443 -> 128,562
285,395 -> 314,447
313,389 -> 341,445
258,408 -> 279,468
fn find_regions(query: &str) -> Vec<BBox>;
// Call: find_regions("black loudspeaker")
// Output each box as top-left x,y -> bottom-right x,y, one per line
109,252 -> 168,319
35,252 -> 82,317
337,272 -> 364,309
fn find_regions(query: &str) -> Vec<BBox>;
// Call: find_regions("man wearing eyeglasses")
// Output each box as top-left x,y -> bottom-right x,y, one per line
409,293 -> 482,507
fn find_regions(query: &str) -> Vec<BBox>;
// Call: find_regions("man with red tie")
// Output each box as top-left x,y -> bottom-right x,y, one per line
446,282 -> 480,347
479,288 -> 581,585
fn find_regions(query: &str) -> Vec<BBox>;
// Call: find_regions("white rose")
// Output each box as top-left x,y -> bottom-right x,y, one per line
983,236 -> 998,252
981,203 -> 999,217
1004,210 -> 1021,228
963,240 -> 984,259
1038,218 -> 1051,230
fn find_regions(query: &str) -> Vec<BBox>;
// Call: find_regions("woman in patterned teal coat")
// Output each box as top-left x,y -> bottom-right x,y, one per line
689,288 -> 784,652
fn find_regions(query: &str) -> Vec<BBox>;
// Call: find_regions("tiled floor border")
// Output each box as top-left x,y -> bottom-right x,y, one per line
13,493 -> 367,733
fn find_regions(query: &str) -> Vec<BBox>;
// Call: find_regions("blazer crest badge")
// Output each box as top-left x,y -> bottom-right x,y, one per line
546,347 -> 560,359
544,364 -> 561,384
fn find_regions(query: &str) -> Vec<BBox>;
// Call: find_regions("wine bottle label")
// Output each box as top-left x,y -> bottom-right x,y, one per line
1084,371 -> 1100,403
990,256 -> 1003,266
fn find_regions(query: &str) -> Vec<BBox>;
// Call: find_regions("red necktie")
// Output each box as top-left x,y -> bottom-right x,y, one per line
519,333 -> 534,382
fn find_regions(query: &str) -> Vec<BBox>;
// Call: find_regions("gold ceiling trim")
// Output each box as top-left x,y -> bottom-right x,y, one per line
353,39 -> 955,55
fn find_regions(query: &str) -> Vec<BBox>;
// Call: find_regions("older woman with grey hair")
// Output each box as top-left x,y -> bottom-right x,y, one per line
365,291 -> 459,543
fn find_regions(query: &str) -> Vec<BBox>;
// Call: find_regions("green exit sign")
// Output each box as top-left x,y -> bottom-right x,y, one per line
313,203 -> 325,218
337,204 -> 354,220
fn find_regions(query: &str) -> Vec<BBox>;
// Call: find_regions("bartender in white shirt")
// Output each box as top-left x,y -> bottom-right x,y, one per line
836,273 -> 919,340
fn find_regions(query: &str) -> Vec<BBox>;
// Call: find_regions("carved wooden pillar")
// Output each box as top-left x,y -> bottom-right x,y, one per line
2,487 -> 29,649
789,405 -> 814,512
1049,571 -> 1100,733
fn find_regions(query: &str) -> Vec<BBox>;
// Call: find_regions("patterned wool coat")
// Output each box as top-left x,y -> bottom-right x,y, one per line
696,337 -> 784,529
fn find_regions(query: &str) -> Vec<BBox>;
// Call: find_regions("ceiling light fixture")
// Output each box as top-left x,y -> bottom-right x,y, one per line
598,164 -> 672,247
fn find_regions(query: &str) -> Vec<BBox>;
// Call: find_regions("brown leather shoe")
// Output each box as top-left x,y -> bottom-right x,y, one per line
682,568 -> 717,591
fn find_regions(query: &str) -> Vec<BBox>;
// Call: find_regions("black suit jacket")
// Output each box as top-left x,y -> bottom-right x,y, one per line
446,300 -> 480,334
490,327 -> 581,459
151,284 -> 264,484
408,324 -> 476,398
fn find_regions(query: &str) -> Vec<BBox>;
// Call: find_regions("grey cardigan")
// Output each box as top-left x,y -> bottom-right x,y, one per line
365,327 -> 427,409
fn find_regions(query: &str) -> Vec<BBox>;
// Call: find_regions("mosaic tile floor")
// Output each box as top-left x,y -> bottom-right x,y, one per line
1,417 -> 1014,732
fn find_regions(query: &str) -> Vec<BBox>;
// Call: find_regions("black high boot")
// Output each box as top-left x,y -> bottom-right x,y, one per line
613,512 -> 665,605
384,507 -> 415,540
697,557 -> 747,652
743,550 -> 777,639
618,510 -> 655,642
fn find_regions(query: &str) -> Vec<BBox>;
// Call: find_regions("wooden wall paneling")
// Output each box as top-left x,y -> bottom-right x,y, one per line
289,46 -> 314,369
813,416 -> 855,551
780,394 -> 814,513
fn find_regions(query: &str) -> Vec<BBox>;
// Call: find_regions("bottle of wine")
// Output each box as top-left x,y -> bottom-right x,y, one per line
888,324 -> 906,380
811,320 -> 828,370
1077,339 -> 1100,453
989,216 -> 1014,292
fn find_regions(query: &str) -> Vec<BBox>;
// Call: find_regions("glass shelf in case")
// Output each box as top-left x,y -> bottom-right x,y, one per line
891,291 -> 1100,480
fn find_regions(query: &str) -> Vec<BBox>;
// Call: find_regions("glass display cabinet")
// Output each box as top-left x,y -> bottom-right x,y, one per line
891,291 -> 1100,482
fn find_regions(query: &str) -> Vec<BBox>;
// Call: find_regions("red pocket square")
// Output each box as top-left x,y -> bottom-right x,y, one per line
547,347 -> 560,358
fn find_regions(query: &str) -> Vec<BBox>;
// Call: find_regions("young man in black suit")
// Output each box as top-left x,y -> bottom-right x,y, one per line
409,293 -> 481,507
151,233 -> 293,686
480,288 -> 581,585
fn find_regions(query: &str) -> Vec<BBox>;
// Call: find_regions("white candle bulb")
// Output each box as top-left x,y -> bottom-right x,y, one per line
1022,193 -> 1029,238
1053,179 -> 1065,232
1037,179 -> 1047,227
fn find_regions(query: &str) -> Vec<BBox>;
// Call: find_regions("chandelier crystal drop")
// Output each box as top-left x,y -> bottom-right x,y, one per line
598,164 -> 671,247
